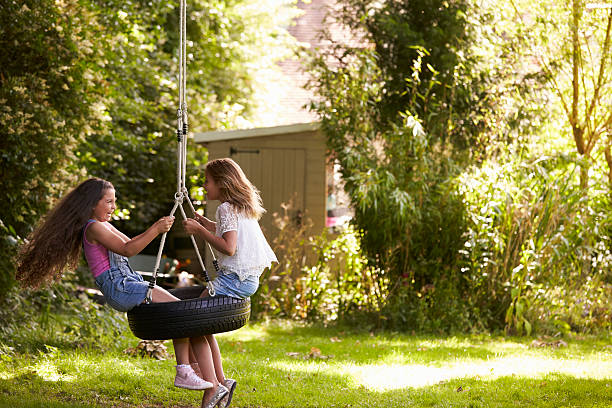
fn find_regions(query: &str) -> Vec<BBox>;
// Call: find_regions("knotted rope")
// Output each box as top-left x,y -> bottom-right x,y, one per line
145,0 -> 220,302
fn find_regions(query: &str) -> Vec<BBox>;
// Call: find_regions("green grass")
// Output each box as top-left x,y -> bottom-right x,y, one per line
1,318 -> 611,407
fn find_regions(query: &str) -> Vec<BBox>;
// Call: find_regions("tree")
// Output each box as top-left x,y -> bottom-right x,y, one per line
315,0 -> 545,157
309,0 -> 611,332
510,0 -> 612,189
78,0 -> 300,234
0,0 -> 98,293
0,0 -> 300,293
307,0 -> 542,330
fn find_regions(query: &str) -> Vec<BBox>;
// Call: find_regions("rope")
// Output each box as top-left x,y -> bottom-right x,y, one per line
184,194 -> 221,274
145,0 -> 218,302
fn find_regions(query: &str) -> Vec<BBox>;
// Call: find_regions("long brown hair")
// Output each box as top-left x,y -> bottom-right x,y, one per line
205,158 -> 265,219
16,178 -> 114,288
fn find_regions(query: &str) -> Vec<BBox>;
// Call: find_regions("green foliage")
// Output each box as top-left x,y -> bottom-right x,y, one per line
0,0 -> 97,294
253,207 -> 385,323
507,0 -> 612,188
297,227 -> 388,322
0,269 -> 129,353
315,0 -> 545,156
307,0 -> 611,334
308,27 -> 475,330
1,0 -> 300,294
457,154 -> 612,334
75,0 -> 202,232
76,0 -> 299,234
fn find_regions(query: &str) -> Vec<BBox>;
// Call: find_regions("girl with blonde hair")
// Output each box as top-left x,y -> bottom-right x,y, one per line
183,158 -> 277,407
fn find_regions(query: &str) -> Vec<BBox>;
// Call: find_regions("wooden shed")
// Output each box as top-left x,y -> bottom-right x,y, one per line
193,122 -> 327,238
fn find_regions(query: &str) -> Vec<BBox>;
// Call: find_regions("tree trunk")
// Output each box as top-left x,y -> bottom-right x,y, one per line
605,143 -> 612,187
571,0 -> 589,191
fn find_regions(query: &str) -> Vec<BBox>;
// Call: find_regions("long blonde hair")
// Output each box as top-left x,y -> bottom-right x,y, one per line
205,158 -> 265,219
16,178 -> 114,288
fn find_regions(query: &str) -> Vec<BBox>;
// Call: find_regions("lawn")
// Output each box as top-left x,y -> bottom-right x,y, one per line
0,319 -> 610,407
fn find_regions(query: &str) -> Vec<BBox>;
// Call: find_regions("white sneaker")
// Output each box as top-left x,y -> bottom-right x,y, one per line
174,365 -> 213,390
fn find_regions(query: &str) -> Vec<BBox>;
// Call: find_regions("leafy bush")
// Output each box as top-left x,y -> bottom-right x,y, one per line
255,156 -> 611,334
1,0 -> 301,295
0,269 -> 130,353
457,154 -> 612,334
0,0 -> 99,295
253,206 -> 386,324
303,0 -> 610,334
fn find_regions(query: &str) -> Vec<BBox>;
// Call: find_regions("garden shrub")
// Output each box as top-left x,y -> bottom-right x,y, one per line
457,154 -> 612,334
0,268 -> 130,353
0,0 -> 96,295
302,0 -> 610,334
254,152 -> 611,335
253,204 -> 386,324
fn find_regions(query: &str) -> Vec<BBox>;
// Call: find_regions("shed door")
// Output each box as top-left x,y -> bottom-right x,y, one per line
231,148 -> 306,232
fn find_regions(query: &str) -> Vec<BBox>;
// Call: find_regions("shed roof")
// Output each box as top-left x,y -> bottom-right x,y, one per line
193,122 -> 320,143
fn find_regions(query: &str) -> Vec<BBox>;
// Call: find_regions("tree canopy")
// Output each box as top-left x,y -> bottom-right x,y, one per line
0,0 -> 299,294
308,0 -> 611,333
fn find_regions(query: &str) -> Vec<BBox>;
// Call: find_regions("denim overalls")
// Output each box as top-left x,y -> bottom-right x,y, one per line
92,246 -> 149,312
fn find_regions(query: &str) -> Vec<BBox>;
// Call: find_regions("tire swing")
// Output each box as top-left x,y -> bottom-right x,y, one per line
126,0 -> 250,341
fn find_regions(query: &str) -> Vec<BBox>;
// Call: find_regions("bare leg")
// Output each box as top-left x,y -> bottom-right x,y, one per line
189,345 -> 202,377
189,345 -> 197,365
190,336 -> 223,406
197,290 -> 226,385
151,285 -> 180,302
205,334 -> 225,383
173,338 -> 190,365
149,286 -> 191,365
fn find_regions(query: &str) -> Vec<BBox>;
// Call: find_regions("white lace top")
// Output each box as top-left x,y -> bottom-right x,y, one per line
215,202 -> 278,281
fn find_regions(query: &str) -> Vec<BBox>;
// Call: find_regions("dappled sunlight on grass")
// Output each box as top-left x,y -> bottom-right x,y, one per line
253,325 -> 612,396
32,360 -> 76,383
2,320 -> 611,407
270,354 -> 612,391
357,356 -> 610,390
218,323 -> 271,343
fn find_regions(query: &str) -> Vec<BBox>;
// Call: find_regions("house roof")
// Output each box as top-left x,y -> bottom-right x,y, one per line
197,0 -> 363,139
272,0 -> 330,126
193,122 -> 320,143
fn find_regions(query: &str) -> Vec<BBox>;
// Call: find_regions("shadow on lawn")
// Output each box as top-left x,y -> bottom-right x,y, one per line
225,324 -> 500,365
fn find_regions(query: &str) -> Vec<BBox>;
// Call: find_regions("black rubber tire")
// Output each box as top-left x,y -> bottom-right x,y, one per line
127,285 -> 250,340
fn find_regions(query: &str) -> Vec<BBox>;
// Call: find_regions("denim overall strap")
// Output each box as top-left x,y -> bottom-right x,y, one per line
82,219 -> 97,250
107,250 -> 120,269
107,250 -> 136,274
84,219 -> 96,234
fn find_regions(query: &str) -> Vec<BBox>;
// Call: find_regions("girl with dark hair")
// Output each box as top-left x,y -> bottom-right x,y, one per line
16,178 -> 229,404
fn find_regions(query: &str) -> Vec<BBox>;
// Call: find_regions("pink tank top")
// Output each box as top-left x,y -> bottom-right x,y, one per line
83,220 -> 110,278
